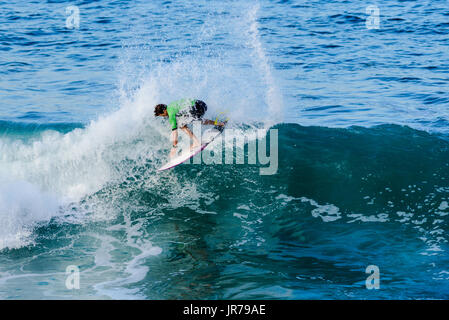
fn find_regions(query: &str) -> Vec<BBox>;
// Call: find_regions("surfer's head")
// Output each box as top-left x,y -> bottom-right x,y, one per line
154,104 -> 168,117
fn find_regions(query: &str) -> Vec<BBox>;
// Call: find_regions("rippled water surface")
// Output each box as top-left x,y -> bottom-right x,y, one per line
0,0 -> 448,299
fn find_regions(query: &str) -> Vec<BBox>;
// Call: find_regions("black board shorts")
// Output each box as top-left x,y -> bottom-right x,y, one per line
190,100 -> 207,120
177,100 -> 208,128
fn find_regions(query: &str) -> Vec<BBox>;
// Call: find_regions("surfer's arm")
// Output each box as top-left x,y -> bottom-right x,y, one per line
171,129 -> 178,147
202,119 -> 225,126
202,119 -> 215,125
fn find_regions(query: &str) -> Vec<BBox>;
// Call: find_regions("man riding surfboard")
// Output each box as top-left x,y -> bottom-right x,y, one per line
154,99 -> 225,158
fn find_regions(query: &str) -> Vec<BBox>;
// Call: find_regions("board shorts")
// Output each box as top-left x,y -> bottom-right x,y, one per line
190,100 -> 207,119
177,100 -> 208,128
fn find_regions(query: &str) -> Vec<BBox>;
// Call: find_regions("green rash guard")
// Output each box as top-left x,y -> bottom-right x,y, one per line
167,98 -> 196,130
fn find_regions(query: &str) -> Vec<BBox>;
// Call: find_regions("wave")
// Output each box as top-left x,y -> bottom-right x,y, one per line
1,118 -> 448,251
0,120 -> 83,136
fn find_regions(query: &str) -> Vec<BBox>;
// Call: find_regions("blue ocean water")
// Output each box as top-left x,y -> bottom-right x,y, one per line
0,0 -> 448,299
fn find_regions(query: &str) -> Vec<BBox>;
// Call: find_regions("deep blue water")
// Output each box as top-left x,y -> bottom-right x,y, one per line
0,0 -> 448,299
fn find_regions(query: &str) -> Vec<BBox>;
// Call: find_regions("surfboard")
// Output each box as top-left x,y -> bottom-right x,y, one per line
157,127 -> 224,172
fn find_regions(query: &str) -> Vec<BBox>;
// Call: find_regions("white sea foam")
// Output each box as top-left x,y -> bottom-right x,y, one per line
0,180 -> 60,249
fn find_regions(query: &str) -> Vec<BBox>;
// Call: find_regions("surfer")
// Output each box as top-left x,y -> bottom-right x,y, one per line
154,99 -> 225,158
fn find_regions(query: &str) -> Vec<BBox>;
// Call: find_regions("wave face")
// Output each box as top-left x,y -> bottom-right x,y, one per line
1,123 -> 448,299
1,0 -> 449,299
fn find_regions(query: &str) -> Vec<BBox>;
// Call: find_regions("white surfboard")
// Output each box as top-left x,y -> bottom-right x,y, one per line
157,128 -> 223,172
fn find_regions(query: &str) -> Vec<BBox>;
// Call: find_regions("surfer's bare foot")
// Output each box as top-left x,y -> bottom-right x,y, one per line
169,147 -> 178,158
190,143 -> 200,151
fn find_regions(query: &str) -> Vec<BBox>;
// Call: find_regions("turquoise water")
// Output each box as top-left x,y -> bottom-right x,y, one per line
0,0 -> 449,299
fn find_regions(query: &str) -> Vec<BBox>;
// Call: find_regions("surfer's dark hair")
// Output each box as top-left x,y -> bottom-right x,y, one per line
154,104 -> 167,116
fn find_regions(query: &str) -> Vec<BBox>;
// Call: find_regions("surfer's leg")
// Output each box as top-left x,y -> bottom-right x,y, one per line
181,126 -> 200,150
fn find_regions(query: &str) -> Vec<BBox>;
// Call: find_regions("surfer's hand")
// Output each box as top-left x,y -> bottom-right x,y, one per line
169,147 -> 177,158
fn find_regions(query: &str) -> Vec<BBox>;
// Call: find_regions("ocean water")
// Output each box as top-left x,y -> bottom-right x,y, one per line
0,0 -> 448,299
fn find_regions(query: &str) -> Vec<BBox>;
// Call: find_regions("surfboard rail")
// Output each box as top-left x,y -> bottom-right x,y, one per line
157,128 -> 223,171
